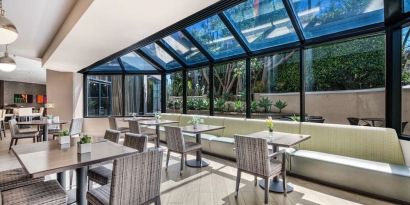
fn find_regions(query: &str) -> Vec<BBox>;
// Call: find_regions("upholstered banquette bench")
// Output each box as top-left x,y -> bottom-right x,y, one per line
149,113 -> 410,203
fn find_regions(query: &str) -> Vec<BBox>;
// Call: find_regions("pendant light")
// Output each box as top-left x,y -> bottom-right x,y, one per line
0,0 -> 18,44
0,44 -> 16,72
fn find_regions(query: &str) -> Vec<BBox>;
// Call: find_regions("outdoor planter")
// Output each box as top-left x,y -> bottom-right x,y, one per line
77,143 -> 91,154
58,135 -> 70,144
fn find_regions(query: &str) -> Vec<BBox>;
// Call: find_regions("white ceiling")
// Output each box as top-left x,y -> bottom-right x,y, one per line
0,0 -> 77,84
0,0 -> 220,83
42,0 -> 220,72
0,54 -> 46,84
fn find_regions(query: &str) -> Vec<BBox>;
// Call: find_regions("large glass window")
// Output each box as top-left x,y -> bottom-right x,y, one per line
305,35 -> 385,125
214,60 -> 246,117
402,26 -> 410,135
89,60 -> 122,73
251,50 -> 300,119
225,0 -> 298,51
405,0 -> 410,13
124,75 -> 144,115
86,75 -> 123,116
147,75 -> 161,113
187,67 -> 210,115
120,53 -> 157,72
162,31 -> 208,65
291,0 -> 384,39
166,71 -> 183,113
140,43 -> 182,70
187,15 -> 245,59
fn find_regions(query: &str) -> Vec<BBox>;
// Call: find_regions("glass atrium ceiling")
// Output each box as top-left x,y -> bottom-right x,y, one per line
85,0 -> 386,74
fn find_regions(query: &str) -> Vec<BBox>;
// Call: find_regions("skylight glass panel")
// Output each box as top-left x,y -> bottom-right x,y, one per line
90,59 -> 122,73
186,15 -> 245,59
140,43 -> 181,70
162,31 -> 208,65
405,0 -> 410,13
120,52 -> 157,72
224,0 -> 298,51
290,0 -> 384,39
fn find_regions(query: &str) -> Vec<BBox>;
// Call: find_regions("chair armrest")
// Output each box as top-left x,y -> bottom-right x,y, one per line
268,149 -> 285,159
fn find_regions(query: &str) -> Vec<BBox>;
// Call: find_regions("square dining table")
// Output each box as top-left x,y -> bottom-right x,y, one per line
139,119 -> 179,147
12,138 -> 138,205
17,119 -> 69,141
180,124 -> 224,168
245,130 -> 310,193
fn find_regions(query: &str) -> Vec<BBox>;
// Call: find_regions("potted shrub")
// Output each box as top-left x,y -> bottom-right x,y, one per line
77,135 -> 92,154
188,115 -> 204,129
58,130 -> 70,144
274,100 -> 288,113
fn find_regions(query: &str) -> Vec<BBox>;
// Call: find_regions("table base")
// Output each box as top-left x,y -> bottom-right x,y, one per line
258,179 -> 293,193
185,159 -> 209,168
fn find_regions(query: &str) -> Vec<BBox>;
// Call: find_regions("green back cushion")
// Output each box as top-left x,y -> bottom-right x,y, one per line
203,116 -> 225,136
299,122 -> 405,165
161,113 -> 181,126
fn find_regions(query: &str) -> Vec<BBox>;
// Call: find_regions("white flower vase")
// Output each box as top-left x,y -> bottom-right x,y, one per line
193,124 -> 198,129
58,136 -> 70,144
77,143 -> 92,154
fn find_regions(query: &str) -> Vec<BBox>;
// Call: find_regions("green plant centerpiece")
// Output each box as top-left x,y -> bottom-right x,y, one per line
77,134 -> 92,154
188,115 -> 204,129
57,129 -> 70,145
265,116 -> 274,133
274,100 -> 288,113
154,112 -> 161,122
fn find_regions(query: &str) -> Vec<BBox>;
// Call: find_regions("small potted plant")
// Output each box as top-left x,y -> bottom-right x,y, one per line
266,116 -> 274,133
47,115 -> 53,124
58,130 -> 70,144
188,115 -> 204,129
154,112 -> 161,122
77,134 -> 92,154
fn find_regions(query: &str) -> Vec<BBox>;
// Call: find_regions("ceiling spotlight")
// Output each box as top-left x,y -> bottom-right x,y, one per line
0,0 -> 18,44
0,44 -> 16,72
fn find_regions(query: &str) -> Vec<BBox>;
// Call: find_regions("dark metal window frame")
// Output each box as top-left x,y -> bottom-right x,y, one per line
80,0 -> 410,140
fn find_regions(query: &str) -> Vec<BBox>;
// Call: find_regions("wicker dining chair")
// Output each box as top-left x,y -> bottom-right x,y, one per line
0,168 -> 44,192
53,118 -> 84,140
87,133 -> 148,188
87,149 -> 163,205
234,135 -> 287,204
8,119 -> 39,150
108,117 -> 129,133
164,126 -> 202,176
1,180 -> 67,205
129,120 -> 158,146
0,109 -> 5,140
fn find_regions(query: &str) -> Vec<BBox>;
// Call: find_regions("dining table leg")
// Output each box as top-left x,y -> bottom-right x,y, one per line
155,125 -> 160,148
185,133 -> 209,168
259,145 -> 293,193
76,167 -> 87,205
43,124 -> 48,141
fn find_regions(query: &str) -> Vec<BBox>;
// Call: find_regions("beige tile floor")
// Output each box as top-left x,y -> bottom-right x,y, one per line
0,132 -> 397,205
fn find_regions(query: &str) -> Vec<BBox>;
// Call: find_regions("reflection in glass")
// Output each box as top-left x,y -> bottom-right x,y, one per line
187,15 -> 245,59
305,35 -> 385,126
251,50 -> 300,119
402,27 -> 410,135
213,60 -> 246,117
225,0 -> 298,51
290,0 -> 384,38
166,71 -> 183,113
120,53 -> 157,72
141,43 -> 181,70
86,75 -> 123,116
187,67 -> 209,115
162,32 -> 208,65
89,60 -> 122,73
